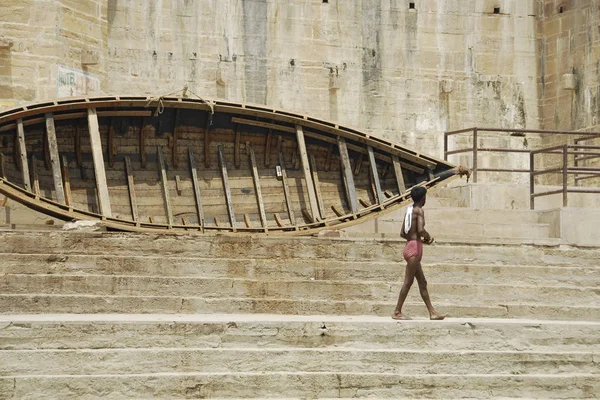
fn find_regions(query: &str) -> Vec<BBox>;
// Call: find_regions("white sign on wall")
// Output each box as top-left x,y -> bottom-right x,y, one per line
57,65 -> 101,98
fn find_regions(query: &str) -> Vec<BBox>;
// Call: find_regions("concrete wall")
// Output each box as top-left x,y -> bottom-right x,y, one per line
1,0 -> 541,158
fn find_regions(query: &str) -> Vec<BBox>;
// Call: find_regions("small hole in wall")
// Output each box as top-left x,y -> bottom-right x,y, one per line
559,6 -> 564,13
289,59 -> 295,67
493,7 -> 500,14
322,0 -> 328,3
409,2 -> 415,9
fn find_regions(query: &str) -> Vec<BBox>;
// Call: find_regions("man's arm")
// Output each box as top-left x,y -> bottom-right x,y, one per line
416,209 -> 433,244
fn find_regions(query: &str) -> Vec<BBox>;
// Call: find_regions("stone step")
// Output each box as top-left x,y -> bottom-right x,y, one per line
407,208 -> 542,225
3,348 -> 597,376
1,274 -> 597,306
1,232 -> 599,266
1,294 -> 598,320
2,315 -> 598,352
0,372 -> 597,399
3,255 -> 599,286
430,221 -> 552,239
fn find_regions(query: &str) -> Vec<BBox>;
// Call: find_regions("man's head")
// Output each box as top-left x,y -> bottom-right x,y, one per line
410,186 -> 427,206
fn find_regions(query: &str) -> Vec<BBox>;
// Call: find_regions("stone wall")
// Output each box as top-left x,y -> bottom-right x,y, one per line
1,0 -> 541,158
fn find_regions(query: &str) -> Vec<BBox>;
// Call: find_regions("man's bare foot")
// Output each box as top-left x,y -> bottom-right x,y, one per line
429,312 -> 448,321
391,312 -> 411,320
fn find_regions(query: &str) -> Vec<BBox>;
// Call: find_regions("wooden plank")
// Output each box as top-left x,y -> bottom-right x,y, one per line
87,108 -> 112,217
359,198 -> 371,208
231,116 -> 428,172
302,208 -> 314,223
291,143 -> 299,170
325,145 -> 333,171
175,175 -> 183,195
392,155 -> 406,193
218,145 -> 236,228
353,153 -> 363,176
157,146 -> 174,226
367,146 -> 384,204
296,125 -> 320,221
124,156 -> 139,222
16,119 -> 31,191
45,113 -> 66,204
188,149 -> 205,230
264,130 -> 273,167
107,118 -> 115,168
75,120 -> 82,167
331,205 -> 344,217
30,155 -> 40,197
42,125 -> 50,170
337,136 -> 358,213
172,109 -> 180,168
247,142 -> 268,229
279,150 -> 296,225
60,155 -> 72,207
274,213 -> 284,227
234,124 -> 241,169
204,118 -> 211,168
309,154 -> 326,220
244,213 -> 252,228
139,117 -> 147,169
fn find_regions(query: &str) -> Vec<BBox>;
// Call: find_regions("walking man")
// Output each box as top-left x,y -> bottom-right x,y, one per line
392,186 -> 447,320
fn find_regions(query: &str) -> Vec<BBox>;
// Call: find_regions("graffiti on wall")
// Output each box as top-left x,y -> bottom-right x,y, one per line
57,65 -> 100,98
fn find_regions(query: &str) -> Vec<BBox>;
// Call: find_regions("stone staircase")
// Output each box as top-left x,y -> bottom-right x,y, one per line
0,229 -> 599,398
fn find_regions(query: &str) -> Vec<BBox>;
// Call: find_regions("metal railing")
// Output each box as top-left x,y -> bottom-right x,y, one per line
444,127 -> 600,183
530,144 -> 600,209
444,127 -> 600,209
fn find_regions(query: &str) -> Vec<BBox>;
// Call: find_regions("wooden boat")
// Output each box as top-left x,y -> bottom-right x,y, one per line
0,95 -> 460,234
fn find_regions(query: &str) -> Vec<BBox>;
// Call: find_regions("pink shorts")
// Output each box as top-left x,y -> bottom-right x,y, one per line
403,240 -> 423,262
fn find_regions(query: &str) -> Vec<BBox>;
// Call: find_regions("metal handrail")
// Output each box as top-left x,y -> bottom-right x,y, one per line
529,145 -> 600,209
444,127 -> 600,183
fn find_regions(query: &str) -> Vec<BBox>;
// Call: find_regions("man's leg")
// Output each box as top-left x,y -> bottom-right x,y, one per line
415,263 -> 447,320
392,257 -> 419,320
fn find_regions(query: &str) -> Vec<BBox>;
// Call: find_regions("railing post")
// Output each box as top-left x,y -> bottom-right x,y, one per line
443,132 -> 448,161
472,128 -> 478,183
529,150 -> 535,210
563,144 -> 568,207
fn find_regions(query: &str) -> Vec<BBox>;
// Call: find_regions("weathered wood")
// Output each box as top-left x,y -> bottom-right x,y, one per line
188,149 -> 205,230
107,118 -> 115,168
296,125 -> 320,221
392,155 -> 407,193
60,155 -> 72,207
157,146 -> 174,226
368,146 -> 384,204
247,143 -> 268,229
174,175 -> 182,195
337,136 -> 358,213
325,145 -> 333,171
124,156 -> 139,222
384,190 -> 394,198
279,150 -> 296,225
87,108 -> 112,217
172,109 -> 180,168
75,120 -> 82,167
331,205 -> 344,217
30,155 -> 40,197
353,153 -> 363,176
139,117 -> 147,169
234,124 -> 241,169
309,154 -> 326,220
218,145 -> 236,228
291,143 -> 299,170
359,198 -> 371,208
232,116 -> 427,173
0,152 -> 4,179
204,118 -> 211,168
42,125 -> 50,170
244,213 -> 252,228
16,119 -> 31,191
45,113 -> 66,204
302,208 -> 314,223
274,213 -> 284,227
264,130 -> 273,167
